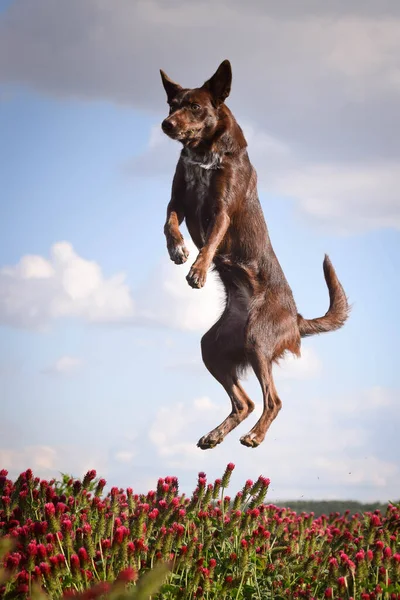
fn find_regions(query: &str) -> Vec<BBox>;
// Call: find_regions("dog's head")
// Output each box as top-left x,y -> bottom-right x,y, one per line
160,60 -> 232,147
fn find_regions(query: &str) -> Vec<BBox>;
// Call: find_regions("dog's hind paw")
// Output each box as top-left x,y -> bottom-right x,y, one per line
197,430 -> 224,450
239,432 -> 262,448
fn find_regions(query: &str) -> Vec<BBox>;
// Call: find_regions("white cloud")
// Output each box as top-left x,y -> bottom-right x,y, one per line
137,239 -> 224,332
339,385 -> 396,414
244,125 -> 400,233
114,451 -> 135,464
42,355 -> 83,376
193,396 -> 217,411
149,396 -> 226,466
272,162 -> 400,233
0,444 -> 109,480
1,446 -> 57,472
0,241 -> 223,332
0,242 -> 134,329
274,346 -> 322,381
245,124 -> 400,233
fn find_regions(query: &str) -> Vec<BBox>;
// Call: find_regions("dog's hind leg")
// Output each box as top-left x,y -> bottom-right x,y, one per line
240,349 -> 281,448
197,374 -> 254,450
197,297 -> 254,450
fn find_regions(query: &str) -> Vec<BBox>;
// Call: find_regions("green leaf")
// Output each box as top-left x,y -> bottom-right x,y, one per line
131,562 -> 170,599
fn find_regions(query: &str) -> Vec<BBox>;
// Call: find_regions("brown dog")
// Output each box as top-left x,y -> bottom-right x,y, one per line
160,60 -> 349,449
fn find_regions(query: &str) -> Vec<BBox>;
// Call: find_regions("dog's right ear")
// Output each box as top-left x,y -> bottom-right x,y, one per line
160,70 -> 182,102
202,60 -> 232,105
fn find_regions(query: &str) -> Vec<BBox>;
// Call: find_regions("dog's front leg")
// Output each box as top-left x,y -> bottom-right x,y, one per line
164,198 -> 189,265
164,163 -> 189,265
186,208 -> 230,289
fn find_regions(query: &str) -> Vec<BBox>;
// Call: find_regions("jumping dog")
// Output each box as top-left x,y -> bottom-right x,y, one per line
160,60 -> 349,449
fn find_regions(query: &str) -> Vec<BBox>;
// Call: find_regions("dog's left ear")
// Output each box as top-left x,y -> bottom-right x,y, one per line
202,60 -> 232,104
160,69 -> 182,102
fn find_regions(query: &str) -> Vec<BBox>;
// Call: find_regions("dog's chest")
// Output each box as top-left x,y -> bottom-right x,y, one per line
182,152 -> 221,242
182,154 -> 218,202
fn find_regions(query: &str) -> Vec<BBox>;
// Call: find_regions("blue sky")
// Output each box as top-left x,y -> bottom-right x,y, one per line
1,0 -> 399,503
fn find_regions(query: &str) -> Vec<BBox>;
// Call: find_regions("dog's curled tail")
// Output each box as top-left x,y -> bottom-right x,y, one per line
297,255 -> 350,338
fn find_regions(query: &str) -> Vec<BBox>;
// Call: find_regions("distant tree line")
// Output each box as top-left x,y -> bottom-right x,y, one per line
275,499 -> 398,517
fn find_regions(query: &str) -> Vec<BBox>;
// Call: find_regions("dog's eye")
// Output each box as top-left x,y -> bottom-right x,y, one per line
191,103 -> 201,111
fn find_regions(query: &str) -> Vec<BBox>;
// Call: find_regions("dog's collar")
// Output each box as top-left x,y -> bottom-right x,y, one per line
182,151 -> 222,170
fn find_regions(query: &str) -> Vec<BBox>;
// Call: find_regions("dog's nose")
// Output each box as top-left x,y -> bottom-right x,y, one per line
162,119 -> 175,132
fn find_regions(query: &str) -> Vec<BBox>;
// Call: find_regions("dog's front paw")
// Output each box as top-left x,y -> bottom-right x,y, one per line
168,242 -> 189,265
186,263 -> 207,289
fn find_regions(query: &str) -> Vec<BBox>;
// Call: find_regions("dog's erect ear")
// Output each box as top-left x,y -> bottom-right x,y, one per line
160,69 -> 182,102
202,60 -> 232,104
